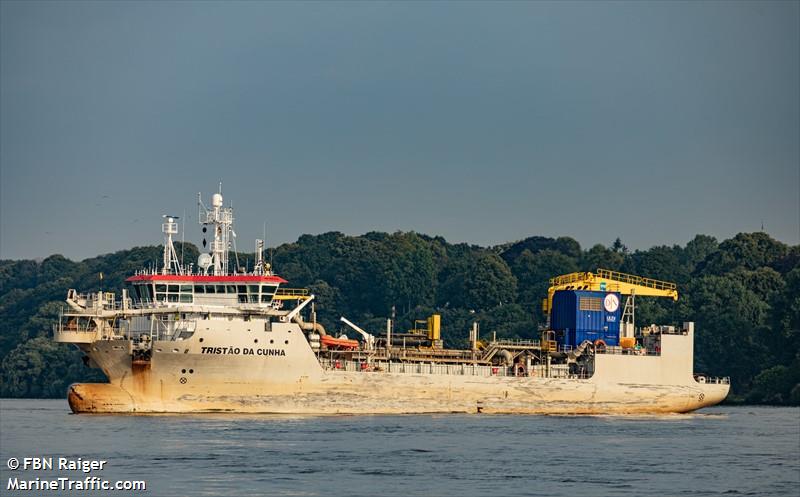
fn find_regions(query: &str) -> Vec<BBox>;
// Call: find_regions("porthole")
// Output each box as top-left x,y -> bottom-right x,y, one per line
270,339 -> 274,344
254,339 -> 258,343
181,369 -> 186,374
199,338 -> 204,343
284,340 -> 289,345
189,369 -> 194,374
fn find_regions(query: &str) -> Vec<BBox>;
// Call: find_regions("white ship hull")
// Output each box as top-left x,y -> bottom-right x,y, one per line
65,321 -> 729,415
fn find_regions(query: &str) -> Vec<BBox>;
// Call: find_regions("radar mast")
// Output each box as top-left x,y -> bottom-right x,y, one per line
198,183 -> 234,276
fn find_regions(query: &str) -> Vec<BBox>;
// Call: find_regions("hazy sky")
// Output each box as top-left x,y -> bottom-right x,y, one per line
1,1 -> 798,261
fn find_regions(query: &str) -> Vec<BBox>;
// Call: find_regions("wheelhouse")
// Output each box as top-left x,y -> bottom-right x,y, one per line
125,275 -> 288,307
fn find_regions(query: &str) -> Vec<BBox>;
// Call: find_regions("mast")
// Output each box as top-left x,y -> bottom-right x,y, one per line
161,215 -> 183,275
198,184 -> 234,276
254,239 -> 265,275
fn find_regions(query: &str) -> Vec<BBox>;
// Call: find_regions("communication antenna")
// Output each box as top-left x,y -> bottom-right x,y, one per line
231,225 -> 241,273
254,239 -> 265,275
180,208 -> 186,273
263,222 -> 273,274
197,253 -> 213,274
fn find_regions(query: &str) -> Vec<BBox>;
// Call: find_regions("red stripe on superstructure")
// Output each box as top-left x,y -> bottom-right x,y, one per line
125,275 -> 288,284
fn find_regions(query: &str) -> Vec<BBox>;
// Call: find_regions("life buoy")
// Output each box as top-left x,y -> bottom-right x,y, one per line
594,339 -> 607,351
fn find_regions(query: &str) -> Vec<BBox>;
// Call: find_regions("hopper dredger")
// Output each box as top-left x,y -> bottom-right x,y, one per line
55,187 -> 729,414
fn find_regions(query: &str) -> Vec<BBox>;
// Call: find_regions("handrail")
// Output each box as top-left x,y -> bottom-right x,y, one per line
274,288 -> 309,298
549,271 -> 593,287
596,269 -> 676,291
549,269 -> 676,292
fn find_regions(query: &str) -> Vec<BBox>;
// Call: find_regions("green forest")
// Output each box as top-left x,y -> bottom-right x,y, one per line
1,231 -> 798,404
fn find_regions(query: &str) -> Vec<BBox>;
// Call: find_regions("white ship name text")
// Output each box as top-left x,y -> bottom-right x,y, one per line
200,347 -> 286,356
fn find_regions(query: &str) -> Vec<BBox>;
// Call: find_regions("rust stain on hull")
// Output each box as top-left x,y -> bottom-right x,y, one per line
68,383 -> 136,413
131,360 -> 152,397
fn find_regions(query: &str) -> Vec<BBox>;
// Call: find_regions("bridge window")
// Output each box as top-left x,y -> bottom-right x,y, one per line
148,283 -> 194,304
131,284 -> 146,303
134,284 -> 154,303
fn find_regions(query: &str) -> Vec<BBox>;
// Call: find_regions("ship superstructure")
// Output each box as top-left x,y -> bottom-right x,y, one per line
54,187 -> 729,414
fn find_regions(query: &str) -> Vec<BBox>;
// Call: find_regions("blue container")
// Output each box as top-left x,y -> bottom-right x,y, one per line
551,290 -> 621,347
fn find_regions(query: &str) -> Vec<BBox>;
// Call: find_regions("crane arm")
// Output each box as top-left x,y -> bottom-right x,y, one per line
340,316 -> 375,350
543,268 -> 678,315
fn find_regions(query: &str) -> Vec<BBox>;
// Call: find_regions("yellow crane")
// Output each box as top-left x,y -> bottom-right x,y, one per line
542,269 -> 678,346
543,268 -> 678,316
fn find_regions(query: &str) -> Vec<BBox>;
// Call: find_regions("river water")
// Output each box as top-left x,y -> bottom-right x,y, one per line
0,400 -> 798,497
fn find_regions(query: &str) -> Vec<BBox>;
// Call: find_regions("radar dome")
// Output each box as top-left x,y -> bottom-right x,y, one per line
211,193 -> 223,208
198,253 -> 213,272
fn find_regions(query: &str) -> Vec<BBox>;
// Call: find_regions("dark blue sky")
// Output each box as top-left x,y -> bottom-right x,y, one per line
1,1 -> 798,261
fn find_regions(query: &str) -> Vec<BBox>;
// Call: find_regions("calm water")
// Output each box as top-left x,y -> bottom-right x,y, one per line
0,400 -> 798,497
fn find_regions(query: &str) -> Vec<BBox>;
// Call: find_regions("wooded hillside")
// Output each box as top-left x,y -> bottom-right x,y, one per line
1,231 -> 797,404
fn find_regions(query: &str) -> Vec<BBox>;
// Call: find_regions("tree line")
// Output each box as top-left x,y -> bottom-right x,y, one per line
0,231 -> 797,404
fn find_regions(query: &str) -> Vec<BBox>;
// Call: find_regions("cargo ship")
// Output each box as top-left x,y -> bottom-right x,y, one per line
54,187 -> 730,414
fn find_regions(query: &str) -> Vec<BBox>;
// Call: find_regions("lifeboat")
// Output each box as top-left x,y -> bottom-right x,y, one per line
320,334 -> 359,350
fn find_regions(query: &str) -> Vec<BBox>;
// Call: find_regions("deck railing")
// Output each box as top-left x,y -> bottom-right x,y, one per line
318,359 -> 591,379
694,375 -> 731,385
